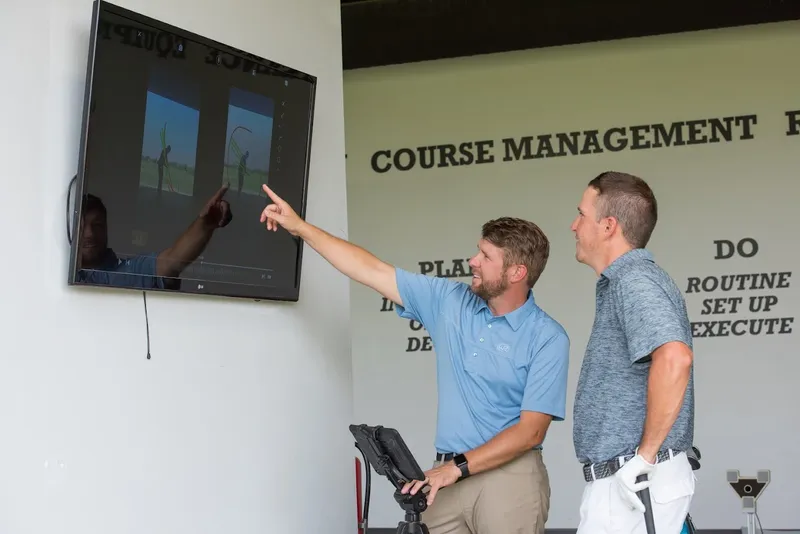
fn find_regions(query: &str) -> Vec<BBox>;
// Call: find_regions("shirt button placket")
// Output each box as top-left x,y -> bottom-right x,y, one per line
478,321 -> 491,353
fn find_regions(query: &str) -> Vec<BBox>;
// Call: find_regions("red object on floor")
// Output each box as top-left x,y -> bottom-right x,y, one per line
355,457 -> 363,534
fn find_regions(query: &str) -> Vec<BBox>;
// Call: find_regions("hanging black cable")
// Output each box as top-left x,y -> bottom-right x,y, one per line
66,174 -> 77,244
143,292 -> 151,360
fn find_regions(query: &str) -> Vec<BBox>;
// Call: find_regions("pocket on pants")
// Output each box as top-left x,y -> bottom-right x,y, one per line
651,453 -> 696,505
648,460 -> 696,534
651,474 -> 695,505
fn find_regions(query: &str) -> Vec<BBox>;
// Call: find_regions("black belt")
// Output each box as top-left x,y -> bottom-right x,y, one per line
582,449 -> 677,482
436,447 -> 541,463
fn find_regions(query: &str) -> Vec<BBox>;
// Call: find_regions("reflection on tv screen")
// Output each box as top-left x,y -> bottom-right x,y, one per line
69,1 -> 316,302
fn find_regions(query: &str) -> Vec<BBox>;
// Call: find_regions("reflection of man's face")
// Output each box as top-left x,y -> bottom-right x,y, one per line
80,208 -> 108,266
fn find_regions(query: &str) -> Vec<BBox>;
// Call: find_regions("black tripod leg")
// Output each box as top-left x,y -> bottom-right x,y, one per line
636,473 -> 656,534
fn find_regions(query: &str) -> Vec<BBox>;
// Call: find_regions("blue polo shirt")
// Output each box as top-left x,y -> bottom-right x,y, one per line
394,268 -> 570,455
76,249 -> 166,290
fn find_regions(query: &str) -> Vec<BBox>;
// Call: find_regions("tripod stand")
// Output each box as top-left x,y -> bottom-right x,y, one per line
393,485 -> 429,534
350,424 -> 431,534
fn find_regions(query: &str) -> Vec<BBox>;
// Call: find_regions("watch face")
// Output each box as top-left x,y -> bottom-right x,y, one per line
454,454 -> 469,477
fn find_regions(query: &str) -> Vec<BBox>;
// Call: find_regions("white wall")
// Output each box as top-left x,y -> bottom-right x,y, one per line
0,1 -> 354,533
344,22 -> 800,529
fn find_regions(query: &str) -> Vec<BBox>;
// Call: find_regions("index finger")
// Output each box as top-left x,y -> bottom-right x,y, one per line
210,183 -> 229,203
262,184 -> 283,204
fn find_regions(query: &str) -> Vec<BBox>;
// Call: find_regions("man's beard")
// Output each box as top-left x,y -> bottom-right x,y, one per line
472,273 -> 509,301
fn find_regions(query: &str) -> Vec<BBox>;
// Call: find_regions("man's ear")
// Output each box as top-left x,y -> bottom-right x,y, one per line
603,216 -> 618,237
510,264 -> 528,284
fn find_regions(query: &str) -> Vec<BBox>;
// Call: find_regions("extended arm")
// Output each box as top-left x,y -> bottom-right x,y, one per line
156,217 -> 218,278
260,184 -> 401,305
157,185 -> 232,279
637,341 -> 693,462
296,221 -> 402,305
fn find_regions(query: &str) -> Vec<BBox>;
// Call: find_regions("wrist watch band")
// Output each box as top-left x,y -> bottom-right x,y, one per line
453,453 -> 470,480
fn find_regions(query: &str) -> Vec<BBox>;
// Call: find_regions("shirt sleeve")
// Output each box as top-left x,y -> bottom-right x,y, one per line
394,267 -> 460,330
612,274 -> 692,364
115,254 -> 166,289
521,330 -> 570,421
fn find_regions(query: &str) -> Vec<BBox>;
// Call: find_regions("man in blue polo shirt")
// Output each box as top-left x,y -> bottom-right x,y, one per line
570,171 -> 696,534
260,185 -> 570,534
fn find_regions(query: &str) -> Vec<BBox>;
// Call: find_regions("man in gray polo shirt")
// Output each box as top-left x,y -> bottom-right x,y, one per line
570,171 -> 696,534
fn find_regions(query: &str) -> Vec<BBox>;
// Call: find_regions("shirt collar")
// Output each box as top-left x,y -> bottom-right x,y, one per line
475,290 -> 538,331
601,248 -> 653,280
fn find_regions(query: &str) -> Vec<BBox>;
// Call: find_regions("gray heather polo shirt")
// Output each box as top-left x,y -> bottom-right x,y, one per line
572,248 -> 694,465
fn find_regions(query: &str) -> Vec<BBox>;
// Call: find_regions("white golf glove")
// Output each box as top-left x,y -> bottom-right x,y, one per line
614,454 -> 656,513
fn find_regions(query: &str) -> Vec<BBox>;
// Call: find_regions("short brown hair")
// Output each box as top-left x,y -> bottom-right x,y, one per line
82,193 -> 107,217
588,171 -> 658,248
481,217 -> 550,288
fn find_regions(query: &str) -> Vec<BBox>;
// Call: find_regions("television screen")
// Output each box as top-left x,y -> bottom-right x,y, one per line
68,0 -> 316,301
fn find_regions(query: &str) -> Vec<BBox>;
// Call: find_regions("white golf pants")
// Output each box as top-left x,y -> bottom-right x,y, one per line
576,451 -> 696,534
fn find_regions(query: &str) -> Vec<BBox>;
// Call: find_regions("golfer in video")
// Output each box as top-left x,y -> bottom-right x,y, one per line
570,171 -> 695,534
238,150 -> 249,195
259,184 -> 569,534
157,144 -> 171,194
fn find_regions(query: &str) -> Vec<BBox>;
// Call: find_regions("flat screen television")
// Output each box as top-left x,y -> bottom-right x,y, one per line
68,0 -> 316,302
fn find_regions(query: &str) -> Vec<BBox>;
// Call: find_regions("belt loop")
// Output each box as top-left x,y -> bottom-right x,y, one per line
590,465 -> 597,481
669,449 -> 674,460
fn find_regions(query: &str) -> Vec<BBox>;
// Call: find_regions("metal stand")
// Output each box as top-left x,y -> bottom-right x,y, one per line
743,508 -> 757,534
393,489 -> 430,534
349,425 -> 432,534
727,469 -> 770,534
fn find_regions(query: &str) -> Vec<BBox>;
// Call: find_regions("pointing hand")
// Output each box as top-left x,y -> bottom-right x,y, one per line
200,184 -> 232,228
260,184 -> 303,236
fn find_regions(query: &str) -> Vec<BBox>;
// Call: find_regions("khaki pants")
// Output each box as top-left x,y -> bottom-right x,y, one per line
422,449 -> 550,534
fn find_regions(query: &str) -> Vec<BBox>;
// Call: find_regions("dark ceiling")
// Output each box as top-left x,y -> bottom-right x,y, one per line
341,0 -> 800,70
